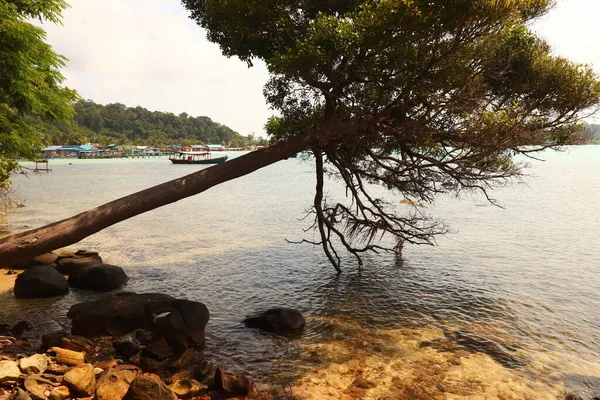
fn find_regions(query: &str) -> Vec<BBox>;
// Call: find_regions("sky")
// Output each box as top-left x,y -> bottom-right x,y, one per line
37,0 -> 600,136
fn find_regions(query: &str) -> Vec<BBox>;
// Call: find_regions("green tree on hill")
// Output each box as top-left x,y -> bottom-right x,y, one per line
2,0 -> 600,271
0,0 -> 78,190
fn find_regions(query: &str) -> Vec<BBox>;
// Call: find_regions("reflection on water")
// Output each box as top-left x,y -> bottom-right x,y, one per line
1,147 -> 600,398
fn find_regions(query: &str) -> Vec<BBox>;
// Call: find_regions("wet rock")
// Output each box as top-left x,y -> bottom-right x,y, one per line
0,360 -> 21,383
113,333 -> 144,359
0,321 -> 32,339
48,385 -> 70,400
14,265 -> 69,298
243,307 -> 305,334
162,348 -> 196,371
139,357 -> 160,374
67,293 -> 176,337
41,333 -> 65,350
68,294 -> 209,343
352,378 -> 376,389
68,263 -> 129,292
48,347 -> 85,366
63,363 -> 95,396
19,354 -> 48,375
564,374 -> 600,400
452,329 -> 527,369
214,368 -> 253,399
54,252 -> 102,275
95,368 -> 136,400
8,253 -> 59,270
142,338 -> 172,361
122,375 -> 177,400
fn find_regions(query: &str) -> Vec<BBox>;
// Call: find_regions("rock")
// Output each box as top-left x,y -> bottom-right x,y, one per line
24,374 -> 62,399
60,336 -> 94,353
0,360 -> 21,383
19,354 -> 48,375
68,294 -> 209,342
139,357 -> 160,373
113,332 -> 144,359
48,386 -> 70,400
13,265 -> 69,298
63,363 -> 95,396
96,368 -> 136,400
11,321 -> 33,339
8,253 -> 59,270
16,387 -> 32,400
68,263 -> 129,292
452,329 -> 527,369
214,368 -> 253,399
352,378 -> 376,389
42,333 -> 65,350
48,347 -> 85,366
54,253 -> 102,275
123,376 -> 177,400
564,374 -> 600,400
243,307 -> 305,334
168,377 -> 206,399
142,338 -> 172,361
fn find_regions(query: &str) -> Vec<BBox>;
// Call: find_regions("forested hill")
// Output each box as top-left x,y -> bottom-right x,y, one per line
587,124 -> 600,143
26,100 -> 245,147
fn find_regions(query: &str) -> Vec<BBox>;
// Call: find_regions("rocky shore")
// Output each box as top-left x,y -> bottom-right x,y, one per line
2,249 -> 599,400
1,249 -> 305,400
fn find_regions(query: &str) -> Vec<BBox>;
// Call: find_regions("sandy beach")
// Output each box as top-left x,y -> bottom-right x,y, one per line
0,273 -> 16,294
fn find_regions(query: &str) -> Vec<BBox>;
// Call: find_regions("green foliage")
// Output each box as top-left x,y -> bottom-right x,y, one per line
0,0 -> 78,189
27,99 -> 245,146
183,0 -> 600,269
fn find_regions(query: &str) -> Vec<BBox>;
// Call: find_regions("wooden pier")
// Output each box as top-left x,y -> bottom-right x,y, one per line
34,160 -> 51,172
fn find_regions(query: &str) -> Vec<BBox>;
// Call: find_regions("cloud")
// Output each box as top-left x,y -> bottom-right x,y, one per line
38,0 -> 272,136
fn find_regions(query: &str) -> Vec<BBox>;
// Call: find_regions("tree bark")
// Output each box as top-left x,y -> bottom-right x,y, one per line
0,135 -> 312,266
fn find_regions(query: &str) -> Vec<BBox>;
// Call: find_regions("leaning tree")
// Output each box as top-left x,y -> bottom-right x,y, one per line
1,0 -> 599,271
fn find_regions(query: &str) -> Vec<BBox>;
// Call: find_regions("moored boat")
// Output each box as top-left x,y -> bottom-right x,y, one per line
169,151 -> 228,164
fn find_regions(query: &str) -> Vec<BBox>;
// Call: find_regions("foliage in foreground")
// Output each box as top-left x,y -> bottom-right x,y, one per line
182,0 -> 600,270
0,0 -> 78,190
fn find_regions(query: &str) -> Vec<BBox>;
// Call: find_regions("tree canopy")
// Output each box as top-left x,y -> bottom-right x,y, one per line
2,0 -> 600,271
0,0 -> 78,189
182,0 -> 600,270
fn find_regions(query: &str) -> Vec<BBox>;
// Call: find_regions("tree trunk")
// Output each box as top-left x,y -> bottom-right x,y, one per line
0,135 -> 311,266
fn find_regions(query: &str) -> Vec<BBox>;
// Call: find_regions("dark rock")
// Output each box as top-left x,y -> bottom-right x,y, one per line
564,375 -> 600,400
68,293 -> 176,337
123,375 -> 177,400
243,307 -> 305,334
452,329 -> 526,369
5,270 -> 14,275
54,256 -> 102,275
139,356 -> 161,373
352,378 -> 376,389
11,321 -> 33,338
8,253 -> 58,270
114,332 -> 144,359
142,338 -> 172,361
67,263 -> 129,292
60,335 -> 94,353
42,332 -> 66,349
214,368 -> 253,399
68,293 -> 209,347
14,265 -> 69,298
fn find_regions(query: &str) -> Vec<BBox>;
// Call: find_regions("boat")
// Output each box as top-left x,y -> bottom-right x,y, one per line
169,151 -> 228,164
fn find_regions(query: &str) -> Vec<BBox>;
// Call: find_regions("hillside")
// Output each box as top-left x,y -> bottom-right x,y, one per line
586,124 -> 600,143
26,100 -> 247,147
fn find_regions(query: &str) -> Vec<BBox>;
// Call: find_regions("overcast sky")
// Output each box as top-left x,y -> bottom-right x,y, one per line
38,0 -> 599,136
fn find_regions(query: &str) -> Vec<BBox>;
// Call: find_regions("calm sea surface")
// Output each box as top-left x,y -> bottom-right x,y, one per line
1,146 -> 600,399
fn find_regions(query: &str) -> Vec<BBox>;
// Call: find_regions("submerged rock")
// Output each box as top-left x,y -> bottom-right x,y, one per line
214,368 -> 253,399
243,307 -> 305,334
67,263 -> 129,292
14,265 -> 69,298
564,374 -> 600,400
68,293 -> 209,343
